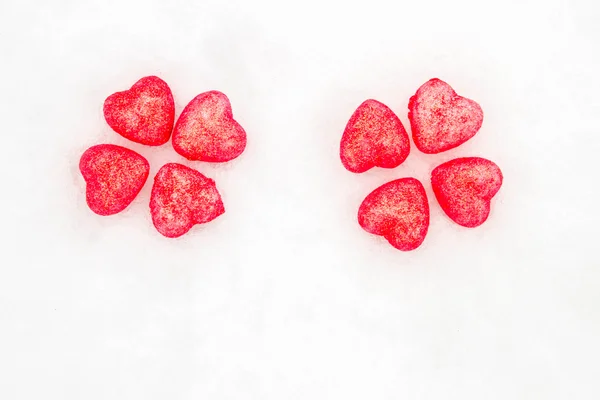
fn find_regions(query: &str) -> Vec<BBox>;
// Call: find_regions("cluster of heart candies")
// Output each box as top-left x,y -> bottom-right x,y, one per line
79,76 -> 247,238
340,78 -> 503,251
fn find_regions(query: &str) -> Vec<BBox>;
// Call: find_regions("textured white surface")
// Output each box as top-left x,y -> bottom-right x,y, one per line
1,0 -> 599,398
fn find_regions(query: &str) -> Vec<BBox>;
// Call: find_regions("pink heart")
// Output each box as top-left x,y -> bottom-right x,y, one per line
431,157 -> 503,227
340,99 -> 410,173
409,78 -> 483,154
103,76 -> 175,146
172,91 -> 247,162
358,178 -> 430,251
79,144 -> 149,216
150,163 -> 225,238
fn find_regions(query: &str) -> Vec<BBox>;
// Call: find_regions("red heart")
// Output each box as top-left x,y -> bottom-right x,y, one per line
431,157 -> 503,227
408,78 -> 483,154
103,76 -> 175,146
79,144 -> 149,216
150,163 -> 225,238
358,178 -> 429,251
340,99 -> 410,173
172,91 -> 247,162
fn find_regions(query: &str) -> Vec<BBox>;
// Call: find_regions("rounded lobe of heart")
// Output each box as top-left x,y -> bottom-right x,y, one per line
340,99 -> 410,173
150,163 -> 225,238
408,78 -> 483,154
103,76 -> 175,146
172,91 -> 247,162
79,144 -> 150,216
358,178 -> 430,251
431,157 -> 503,227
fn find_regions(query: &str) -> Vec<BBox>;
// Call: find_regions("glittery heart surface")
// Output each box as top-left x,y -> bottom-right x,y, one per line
150,163 -> 225,238
358,178 -> 430,251
408,78 -> 483,154
103,76 -> 175,146
172,91 -> 247,162
431,157 -> 503,227
340,99 -> 410,173
79,144 -> 150,216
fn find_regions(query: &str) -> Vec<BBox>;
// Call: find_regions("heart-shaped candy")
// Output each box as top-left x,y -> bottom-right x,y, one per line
172,91 -> 247,162
431,157 -> 503,227
408,78 -> 483,154
103,76 -> 175,146
358,178 -> 429,251
79,144 -> 150,216
150,163 -> 225,238
340,99 -> 410,173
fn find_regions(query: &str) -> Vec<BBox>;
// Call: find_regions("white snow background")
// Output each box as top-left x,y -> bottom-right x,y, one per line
1,0 -> 599,398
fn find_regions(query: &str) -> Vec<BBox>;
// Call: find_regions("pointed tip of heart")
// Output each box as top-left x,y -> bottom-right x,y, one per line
79,144 -> 150,216
340,99 -> 410,173
409,78 -> 483,154
150,163 -> 225,238
103,75 -> 175,146
431,157 -> 503,227
172,91 -> 247,163
358,177 -> 430,251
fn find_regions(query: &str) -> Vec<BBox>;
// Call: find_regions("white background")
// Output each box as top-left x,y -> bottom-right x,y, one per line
1,0 -> 599,398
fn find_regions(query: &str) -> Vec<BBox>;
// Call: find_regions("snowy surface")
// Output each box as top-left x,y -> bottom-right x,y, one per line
1,0 -> 599,398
